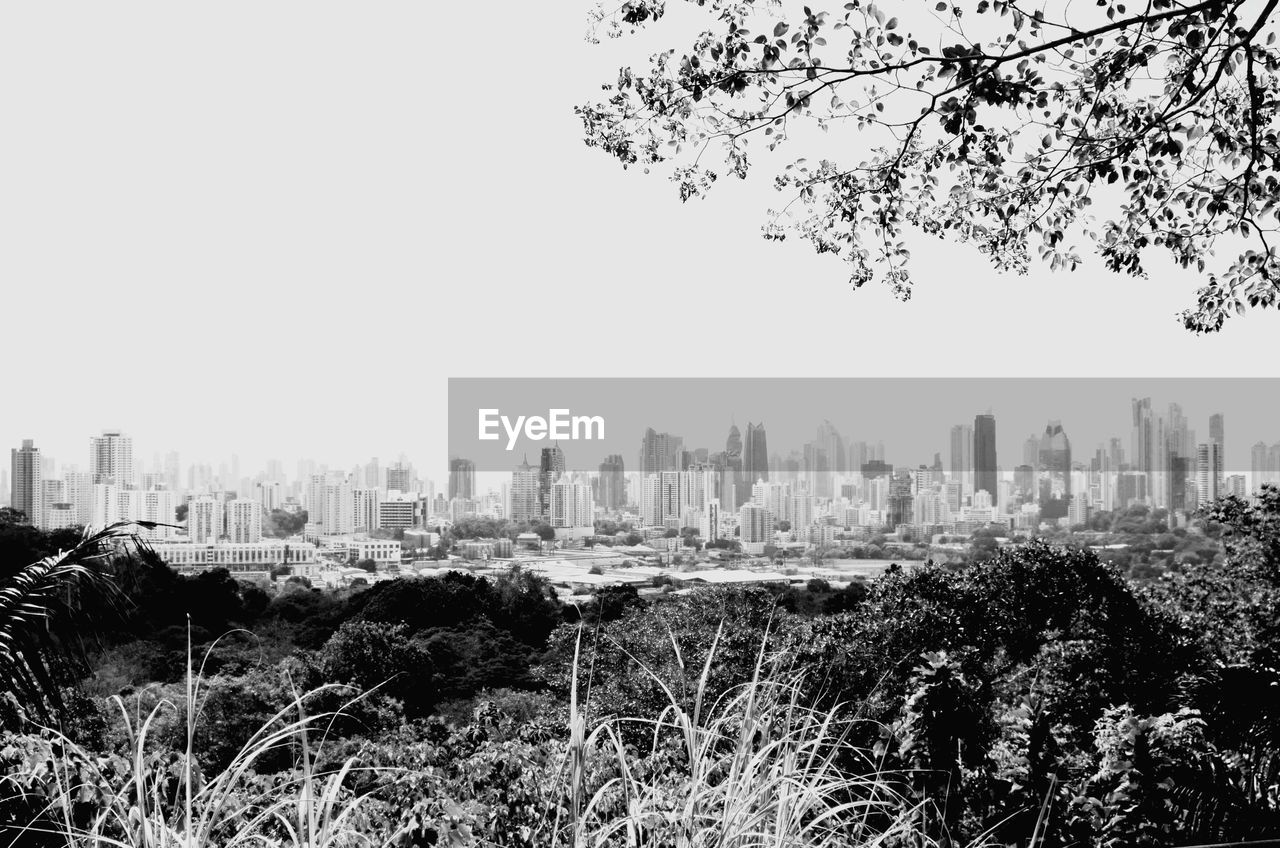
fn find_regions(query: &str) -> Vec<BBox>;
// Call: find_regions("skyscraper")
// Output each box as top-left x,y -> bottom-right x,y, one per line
639,428 -> 684,475
227,498 -> 264,543
10,440 -> 42,527
1209,413 -> 1225,447
724,423 -> 746,509
1252,441 -> 1270,491
949,424 -> 973,495
597,454 -> 626,510
448,457 -> 475,500
744,422 -> 769,483
973,414 -> 998,506
816,420 -> 846,473
353,487 -> 381,533
322,475 -> 356,536
539,444 -> 566,518
90,430 -> 134,487
510,457 -> 540,522
1197,442 -> 1224,506
1037,421 -> 1071,519
386,462 -> 413,494
188,496 -> 224,543
549,475 -> 594,529
1131,398 -> 1154,474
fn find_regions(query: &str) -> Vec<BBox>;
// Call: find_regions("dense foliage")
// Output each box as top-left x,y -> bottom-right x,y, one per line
4,487 -> 1280,845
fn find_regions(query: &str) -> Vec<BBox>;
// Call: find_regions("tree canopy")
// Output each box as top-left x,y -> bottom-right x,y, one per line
581,0 -> 1280,331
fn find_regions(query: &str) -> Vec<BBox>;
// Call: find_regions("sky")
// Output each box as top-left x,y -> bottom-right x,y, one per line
2,1 -> 1278,484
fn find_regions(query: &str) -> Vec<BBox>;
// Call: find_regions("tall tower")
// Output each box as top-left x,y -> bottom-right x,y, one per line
1197,442 -> 1224,506
949,424 -> 973,496
639,428 -> 683,475
1037,421 -> 1071,519
539,444 -> 566,519
10,440 -> 43,527
90,430 -> 134,487
973,414 -> 998,506
597,454 -> 626,510
724,423 -> 745,510
744,422 -> 769,484
1131,398 -> 1154,474
448,457 -> 475,500
510,456 -> 540,522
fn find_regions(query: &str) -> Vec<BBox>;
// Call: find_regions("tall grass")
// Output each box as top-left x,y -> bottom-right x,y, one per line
557,620 -> 926,848
6,631 -> 382,848
5,618 -> 1042,848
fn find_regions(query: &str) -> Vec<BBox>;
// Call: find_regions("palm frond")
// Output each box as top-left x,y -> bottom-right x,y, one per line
0,521 -> 148,722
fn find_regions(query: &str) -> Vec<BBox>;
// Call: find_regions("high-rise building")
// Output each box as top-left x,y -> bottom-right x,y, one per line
1196,442 -> 1224,507
164,451 -> 182,494
10,440 -> 42,527
888,471 -> 914,527
1225,475 -> 1248,498
816,420 -> 846,474
322,476 -> 356,536
973,414 -> 998,506
700,500 -> 721,541
539,444 -> 565,518
64,471 -> 94,527
387,462 -> 414,494
597,454 -> 626,510
1038,421 -> 1071,519
1253,441 -> 1270,491
256,481 -> 283,513
949,424 -> 973,496
802,440 -> 831,498
41,478 -> 66,528
448,458 -> 475,500
639,428 -> 684,475
1209,413 -> 1225,447
738,502 -> 775,552
353,487 -> 381,533
226,498 -> 263,543
1131,398 -> 1155,476
90,430 -> 134,487
743,422 -> 769,483
509,457 -> 541,523
363,457 -> 381,490
188,496 -> 225,543
724,423 -> 746,508
501,458 -> 537,525
549,475 -> 594,529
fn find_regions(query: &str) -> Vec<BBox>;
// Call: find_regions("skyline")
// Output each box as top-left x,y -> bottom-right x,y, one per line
8,386 -> 1277,495
449,379 -> 1280,477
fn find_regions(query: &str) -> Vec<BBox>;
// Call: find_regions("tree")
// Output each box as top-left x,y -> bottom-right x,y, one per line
354,558 -> 378,573
581,0 -> 1280,331
319,620 -> 435,714
0,508 -> 28,526
263,508 -> 307,538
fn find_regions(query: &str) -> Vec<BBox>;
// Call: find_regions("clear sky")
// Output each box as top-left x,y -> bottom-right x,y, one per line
2,1 -> 1277,483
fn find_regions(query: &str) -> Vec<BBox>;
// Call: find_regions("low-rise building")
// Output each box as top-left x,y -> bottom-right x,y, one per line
150,540 -> 318,575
